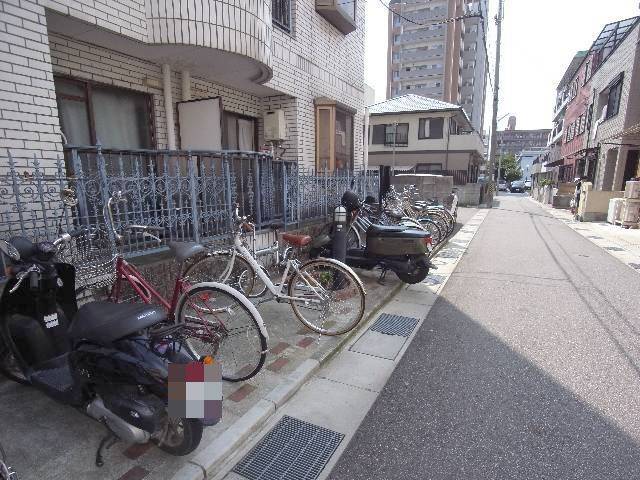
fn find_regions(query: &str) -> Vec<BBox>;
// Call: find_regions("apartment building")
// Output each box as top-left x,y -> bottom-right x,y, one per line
386,0 -> 487,132
495,128 -> 550,159
0,0 -> 366,171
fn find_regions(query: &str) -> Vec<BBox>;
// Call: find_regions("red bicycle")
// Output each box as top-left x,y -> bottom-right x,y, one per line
63,191 -> 268,382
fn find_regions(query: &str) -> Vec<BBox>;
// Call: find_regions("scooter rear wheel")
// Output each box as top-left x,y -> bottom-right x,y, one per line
396,264 -> 430,284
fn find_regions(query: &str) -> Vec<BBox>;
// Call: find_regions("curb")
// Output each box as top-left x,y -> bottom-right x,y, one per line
169,268 -> 404,480
169,218 -> 473,480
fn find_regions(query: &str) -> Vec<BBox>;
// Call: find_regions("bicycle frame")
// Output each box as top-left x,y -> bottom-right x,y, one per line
109,256 -> 188,319
233,232 -> 325,304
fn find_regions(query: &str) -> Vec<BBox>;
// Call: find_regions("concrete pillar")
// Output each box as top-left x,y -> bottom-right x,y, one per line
181,70 -> 191,101
162,64 -> 176,150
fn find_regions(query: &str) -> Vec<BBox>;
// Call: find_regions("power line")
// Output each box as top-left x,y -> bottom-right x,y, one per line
377,0 -> 481,28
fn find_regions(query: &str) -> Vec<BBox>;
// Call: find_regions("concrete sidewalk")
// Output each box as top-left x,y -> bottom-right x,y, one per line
0,266 -> 400,480
529,197 -> 640,273
203,208 -> 486,480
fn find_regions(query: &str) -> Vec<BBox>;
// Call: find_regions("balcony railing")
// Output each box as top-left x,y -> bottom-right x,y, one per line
384,132 -> 409,146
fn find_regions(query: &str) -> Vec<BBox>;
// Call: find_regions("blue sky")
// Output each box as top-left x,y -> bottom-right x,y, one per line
365,0 -> 639,132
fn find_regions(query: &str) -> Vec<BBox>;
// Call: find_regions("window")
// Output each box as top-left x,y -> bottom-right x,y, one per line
315,100 -> 354,172
418,117 -> 443,139
384,123 -> 409,146
55,76 -> 153,149
583,61 -> 591,84
371,124 -> 386,144
224,112 -> 256,150
605,74 -> 623,119
273,0 -> 291,32
414,163 -> 442,173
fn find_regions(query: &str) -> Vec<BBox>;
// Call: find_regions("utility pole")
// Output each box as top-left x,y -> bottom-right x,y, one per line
487,0 -> 504,196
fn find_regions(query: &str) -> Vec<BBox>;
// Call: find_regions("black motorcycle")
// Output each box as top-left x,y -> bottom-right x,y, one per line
310,191 -> 436,284
0,233 -> 207,466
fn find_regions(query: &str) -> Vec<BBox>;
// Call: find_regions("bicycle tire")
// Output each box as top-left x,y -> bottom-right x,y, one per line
426,212 -> 449,238
185,253 -> 266,298
418,218 -> 442,246
288,259 -> 365,336
175,283 -> 267,382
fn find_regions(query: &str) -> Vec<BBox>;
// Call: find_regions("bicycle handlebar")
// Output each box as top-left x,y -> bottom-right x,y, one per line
104,191 -> 164,244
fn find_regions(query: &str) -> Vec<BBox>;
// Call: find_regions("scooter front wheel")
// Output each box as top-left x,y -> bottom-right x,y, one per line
153,417 -> 203,456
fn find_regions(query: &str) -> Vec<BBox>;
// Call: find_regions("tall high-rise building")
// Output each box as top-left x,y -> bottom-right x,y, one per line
386,0 -> 487,132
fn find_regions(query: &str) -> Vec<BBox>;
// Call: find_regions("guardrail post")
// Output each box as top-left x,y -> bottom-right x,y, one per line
253,155 -> 262,229
223,155 -> 233,232
282,160 -> 288,229
8,152 -> 26,236
70,147 -> 89,227
187,152 -> 200,243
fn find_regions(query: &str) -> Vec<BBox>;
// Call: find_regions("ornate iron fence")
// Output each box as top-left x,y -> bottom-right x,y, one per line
0,146 -> 378,264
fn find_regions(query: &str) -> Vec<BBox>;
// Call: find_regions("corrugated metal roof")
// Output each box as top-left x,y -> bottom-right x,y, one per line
368,94 -> 461,115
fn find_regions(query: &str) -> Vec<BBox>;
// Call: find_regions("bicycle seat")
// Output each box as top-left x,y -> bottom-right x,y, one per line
168,241 -> 207,262
69,302 -> 166,344
282,233 -> 312,247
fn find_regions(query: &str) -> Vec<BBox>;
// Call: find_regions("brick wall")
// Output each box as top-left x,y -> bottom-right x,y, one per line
267,0 -> 366,170
0,0 -> 63,167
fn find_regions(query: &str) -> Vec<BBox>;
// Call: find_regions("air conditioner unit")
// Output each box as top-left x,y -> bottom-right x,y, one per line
263,110 -> 286,142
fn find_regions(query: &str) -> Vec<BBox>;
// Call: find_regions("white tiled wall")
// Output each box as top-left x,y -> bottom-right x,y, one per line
0,0 -> 62,167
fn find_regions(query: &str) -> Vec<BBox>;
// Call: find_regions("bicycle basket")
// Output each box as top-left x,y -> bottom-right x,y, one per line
56,228 -> 117,291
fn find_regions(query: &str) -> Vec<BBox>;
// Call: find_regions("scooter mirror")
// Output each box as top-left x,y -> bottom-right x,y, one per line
0,240 -> 20,262
61,187 -> 78,207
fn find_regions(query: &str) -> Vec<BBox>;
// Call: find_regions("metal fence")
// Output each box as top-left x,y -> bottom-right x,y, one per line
0,145 -> 378,258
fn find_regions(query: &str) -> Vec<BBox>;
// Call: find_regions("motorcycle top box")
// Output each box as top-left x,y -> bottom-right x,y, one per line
364,224 -> 430,257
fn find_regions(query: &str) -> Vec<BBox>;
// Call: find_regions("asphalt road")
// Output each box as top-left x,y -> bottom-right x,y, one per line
329,195 -> 640,480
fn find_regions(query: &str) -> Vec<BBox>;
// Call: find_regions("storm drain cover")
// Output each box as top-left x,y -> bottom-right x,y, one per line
370,313 -> 419,337
628,263 -> 640,270
605,246 -> 624,251
587,235 -> 603,239
232,416 -> 344,480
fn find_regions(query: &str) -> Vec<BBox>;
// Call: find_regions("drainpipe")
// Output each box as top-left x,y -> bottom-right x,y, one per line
363,107 -> 369,172
445,116 -> 451,171
182,70 -> 191,101
162,64 -> 176,150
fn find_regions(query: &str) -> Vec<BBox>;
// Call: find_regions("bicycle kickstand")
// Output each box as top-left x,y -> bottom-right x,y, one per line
377,268 -> 389,286
95,430 -> 118,467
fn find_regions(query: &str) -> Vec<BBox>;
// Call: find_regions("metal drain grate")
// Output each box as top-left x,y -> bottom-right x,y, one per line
587,235 -> 603,239
628,263 -> 640,270
370,313 -> 419,337
605,246 -> 624,251
232,416 -> 344,480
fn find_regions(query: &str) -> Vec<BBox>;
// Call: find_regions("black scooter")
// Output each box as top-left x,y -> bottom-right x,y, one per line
310,191 -> 436,284
0,233 -> 207,467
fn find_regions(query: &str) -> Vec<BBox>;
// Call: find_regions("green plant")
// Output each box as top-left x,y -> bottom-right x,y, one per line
539,178 -> 554,187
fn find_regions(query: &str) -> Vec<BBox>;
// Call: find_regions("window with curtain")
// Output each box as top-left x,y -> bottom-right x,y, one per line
54,76 -> 153,149
315,100 -> 354,172
605,74 -> 623,120
224,112 -> 256,151
418,117 -> 443,139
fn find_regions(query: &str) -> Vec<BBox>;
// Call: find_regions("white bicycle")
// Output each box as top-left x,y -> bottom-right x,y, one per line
185,208 -> 367,336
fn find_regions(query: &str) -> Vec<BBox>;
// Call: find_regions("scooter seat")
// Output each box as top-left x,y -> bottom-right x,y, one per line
367,224 -> 406,237
282,233 -> 312,247
68,302 -> 166,344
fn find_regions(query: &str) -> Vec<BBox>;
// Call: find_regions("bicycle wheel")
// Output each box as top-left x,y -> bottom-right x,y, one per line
176,284 -> 267,382
185,253 -> 265,298
418,218 -> 442,246
288,259 -> 365,335
346,225 -> 361,249
427,212 -> 449,239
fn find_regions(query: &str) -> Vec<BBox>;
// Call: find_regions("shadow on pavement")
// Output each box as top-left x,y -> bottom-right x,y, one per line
328,294 -> 640,480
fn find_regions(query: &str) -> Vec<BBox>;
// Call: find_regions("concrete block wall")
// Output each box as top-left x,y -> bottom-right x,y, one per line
0,0 -> 63,168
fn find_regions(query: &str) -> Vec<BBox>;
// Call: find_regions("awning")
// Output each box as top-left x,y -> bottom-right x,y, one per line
545,159 -> 564,168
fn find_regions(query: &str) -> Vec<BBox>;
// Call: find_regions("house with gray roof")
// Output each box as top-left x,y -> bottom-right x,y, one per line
366,94 -> 484,186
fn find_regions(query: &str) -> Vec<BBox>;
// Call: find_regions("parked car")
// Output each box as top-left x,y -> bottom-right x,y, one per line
524,180 -> 532,190
510,180 -> 525,193
498,180 -> 508,191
